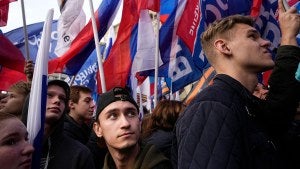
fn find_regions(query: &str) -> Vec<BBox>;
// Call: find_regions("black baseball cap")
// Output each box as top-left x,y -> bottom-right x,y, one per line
95,87 -> 139,119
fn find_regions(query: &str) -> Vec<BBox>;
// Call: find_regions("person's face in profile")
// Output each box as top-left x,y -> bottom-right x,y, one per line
0,91 -> 26,116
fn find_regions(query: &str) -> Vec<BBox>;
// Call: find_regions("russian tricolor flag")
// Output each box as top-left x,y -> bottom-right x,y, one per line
98,0 -> 159,93
49,0 -> 121,75
27,9 -> 53,169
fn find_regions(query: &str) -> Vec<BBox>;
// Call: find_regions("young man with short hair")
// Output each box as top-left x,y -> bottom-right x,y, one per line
173,0 -> 300,168
64,85 -> 95,144
93,87 -> 172,169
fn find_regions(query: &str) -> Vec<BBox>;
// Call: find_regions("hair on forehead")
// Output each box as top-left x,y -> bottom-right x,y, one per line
9,81 -> 31,96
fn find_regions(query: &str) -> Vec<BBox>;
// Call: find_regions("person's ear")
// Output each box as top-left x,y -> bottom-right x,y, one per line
69,101 -> 75,109
93,122 -> 103,138
214,39 -> 232,55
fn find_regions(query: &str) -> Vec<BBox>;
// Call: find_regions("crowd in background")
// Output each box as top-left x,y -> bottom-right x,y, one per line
0,0 -> 300,168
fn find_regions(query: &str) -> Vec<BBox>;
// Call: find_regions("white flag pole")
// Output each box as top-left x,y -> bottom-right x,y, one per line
154,13 -> 160,108
20,0 -> 30,60
88,0 -> 106,92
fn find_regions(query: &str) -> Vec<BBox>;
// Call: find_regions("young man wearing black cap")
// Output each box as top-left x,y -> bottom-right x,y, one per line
93,87 -> 172,169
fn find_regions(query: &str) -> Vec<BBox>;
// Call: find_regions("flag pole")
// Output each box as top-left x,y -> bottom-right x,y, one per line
20,0 -> 30,60
153,12 -> 160,108
88,0 -> 106,92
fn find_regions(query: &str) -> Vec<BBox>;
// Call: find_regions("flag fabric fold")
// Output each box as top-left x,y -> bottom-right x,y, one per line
49,0 -> 121,75
0,0 -> 16,27
55,0 -> 86,56
27,9 -> 53,169
98,0 -> 139,93
131,9 -> 160,75
103,26 -> 115,60
97,0 -> 161,93
0,29 -> 25,72
176,0 -> 201,53
0,66 -> 26,91
5,21 -> 58,61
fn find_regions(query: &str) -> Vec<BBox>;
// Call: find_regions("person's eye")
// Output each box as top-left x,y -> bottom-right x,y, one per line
4,138 -> 17,146
84,98 -> 91,103
59,96 -> 66,103
47,93 -> 54,98
127,111 -> 137,118
108,113 -> 117,120
9,94 -> 15,99
248,34 -> 256,39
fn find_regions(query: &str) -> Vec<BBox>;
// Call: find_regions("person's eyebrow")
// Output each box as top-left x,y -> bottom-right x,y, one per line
247,29 -> 261,37
1,132 -> 19,140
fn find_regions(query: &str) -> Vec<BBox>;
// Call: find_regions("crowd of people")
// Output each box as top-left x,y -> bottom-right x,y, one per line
0,0 -> 299,168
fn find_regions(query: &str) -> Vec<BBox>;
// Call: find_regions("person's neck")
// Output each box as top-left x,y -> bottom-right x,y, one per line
69,111 -> 84,125
217,68 -> 258,93
109,144 -> 140,169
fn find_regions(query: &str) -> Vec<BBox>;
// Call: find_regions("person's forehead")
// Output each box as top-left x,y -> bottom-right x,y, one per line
79,91 -> 92,98
48,85 -> 66,95
6,90 -> 18,95
101,101 -> 137,114
0,118 -> 25,132
233,23 -> 257,33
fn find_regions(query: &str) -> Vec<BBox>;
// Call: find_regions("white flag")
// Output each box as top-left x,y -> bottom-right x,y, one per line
55,0 -> 86,56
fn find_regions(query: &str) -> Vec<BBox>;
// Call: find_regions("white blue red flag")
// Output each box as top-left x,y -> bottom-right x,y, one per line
98,0 -> 159,93
131,9 -> 160,75
49,0 -> 121,75
158,0 -> 209,92
160,0 -> 176,23
26,9 -> 53,169
103,26 -> 115,60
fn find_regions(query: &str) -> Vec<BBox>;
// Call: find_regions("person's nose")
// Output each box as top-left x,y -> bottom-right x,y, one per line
90,101 -> 96,108
52,95 -> 61,105
120,115 -> 130,129
260,38 -> 271,48
22,141 -> 34,156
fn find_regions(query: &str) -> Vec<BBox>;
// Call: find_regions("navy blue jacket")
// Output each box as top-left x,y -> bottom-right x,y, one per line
173,45 -> 300,169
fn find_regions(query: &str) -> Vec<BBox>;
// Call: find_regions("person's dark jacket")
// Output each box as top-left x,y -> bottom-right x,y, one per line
86,130 -> 108,169
40,117 -> 95,169
103,143 -> 173,169
63,113 -> 91,145
264,45 -> 300,169
145,129 -> 174,159
173,45 -> 300,169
